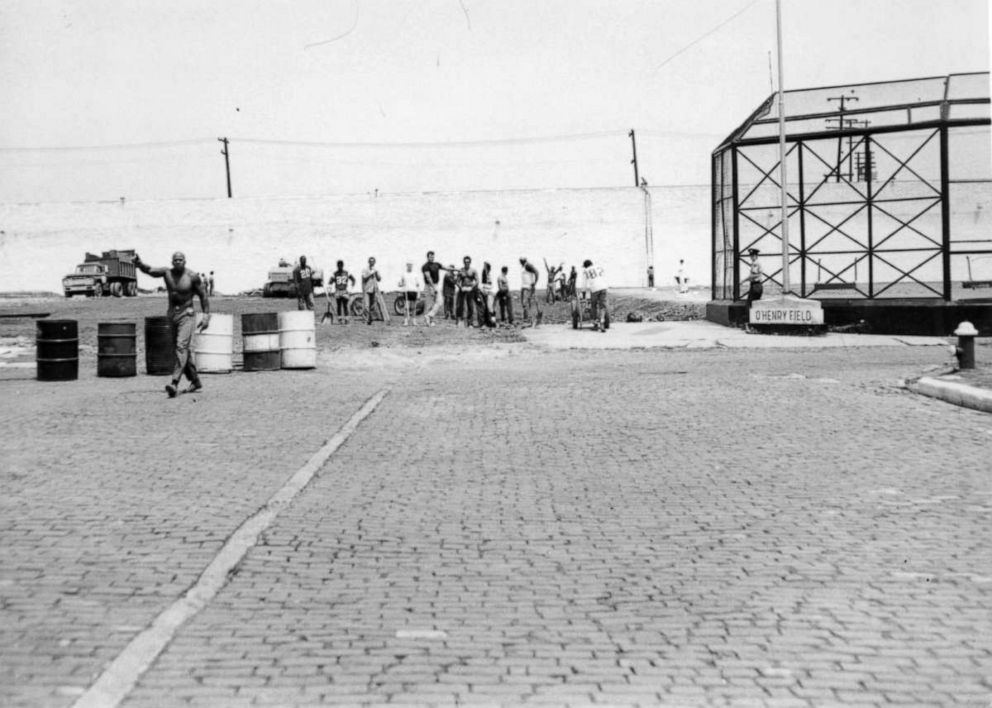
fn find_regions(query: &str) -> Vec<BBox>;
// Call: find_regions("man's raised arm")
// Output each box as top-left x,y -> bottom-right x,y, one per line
133,253 -> 167,277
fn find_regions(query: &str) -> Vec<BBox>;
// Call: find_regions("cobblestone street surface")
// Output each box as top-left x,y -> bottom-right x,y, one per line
2,343 -> 991,707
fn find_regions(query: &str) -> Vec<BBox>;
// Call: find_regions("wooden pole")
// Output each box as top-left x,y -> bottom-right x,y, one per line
218,137 -> 232,198
775,0 -> 790,295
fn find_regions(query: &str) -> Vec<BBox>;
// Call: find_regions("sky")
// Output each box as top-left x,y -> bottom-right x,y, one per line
0,0 -> 988,203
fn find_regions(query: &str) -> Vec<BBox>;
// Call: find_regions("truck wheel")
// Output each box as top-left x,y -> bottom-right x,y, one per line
262,284 -> 272,298
350,298 -> 366,318
92,283 -> 102,298
393,295 -> 407,317
111,282 -> 123,297
65,292 -> 73,299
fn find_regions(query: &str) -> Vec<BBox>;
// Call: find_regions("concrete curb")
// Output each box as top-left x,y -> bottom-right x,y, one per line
911,376 -> 992,414
520,321 -> 951,351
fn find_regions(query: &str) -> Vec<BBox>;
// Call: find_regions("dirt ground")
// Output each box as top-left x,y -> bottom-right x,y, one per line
0,289 -> 708,374
4,289 -> 991,391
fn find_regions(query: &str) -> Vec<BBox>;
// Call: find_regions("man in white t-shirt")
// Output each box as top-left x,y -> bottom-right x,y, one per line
580,259 -> 609,332
676,259 -> 689,294
398,261 -> 423,326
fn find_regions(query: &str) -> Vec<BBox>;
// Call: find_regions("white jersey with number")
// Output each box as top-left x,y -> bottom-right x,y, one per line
581,264 -> 608,293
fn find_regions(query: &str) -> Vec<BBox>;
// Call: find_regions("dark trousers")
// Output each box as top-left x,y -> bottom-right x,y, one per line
496,290 -> 514,323
746,281 -> 763,305
456,289 -> 476,323
443,292 -> 455,319
365,292 -> 378,323
335,295 -> 349,317
170,310 -> 199,385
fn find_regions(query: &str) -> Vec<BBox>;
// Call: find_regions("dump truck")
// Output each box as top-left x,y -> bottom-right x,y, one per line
262,258 -> 324,298
62,250 -> 138,298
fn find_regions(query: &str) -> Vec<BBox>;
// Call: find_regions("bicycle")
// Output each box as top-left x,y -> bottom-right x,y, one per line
392,293 -> 427,317
321,291 -> 367,323
570,293 -> 610,330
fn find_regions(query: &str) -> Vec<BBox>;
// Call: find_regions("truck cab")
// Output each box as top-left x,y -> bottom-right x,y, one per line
63,263 -> 109,298
62,249 -> 138,298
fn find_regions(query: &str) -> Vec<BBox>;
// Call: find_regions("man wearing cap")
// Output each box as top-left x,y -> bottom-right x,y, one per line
293,255 -> 316,311
745,248 -> 763,332
133,251 -> 210,398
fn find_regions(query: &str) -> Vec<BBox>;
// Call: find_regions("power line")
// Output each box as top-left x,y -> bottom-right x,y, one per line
232,131 -> 625,149
0,131 -> 626,154
653,0 -> 761,73
637,129 -> 725,139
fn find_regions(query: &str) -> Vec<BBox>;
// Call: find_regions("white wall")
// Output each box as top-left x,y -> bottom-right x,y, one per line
0,186 -> 713,294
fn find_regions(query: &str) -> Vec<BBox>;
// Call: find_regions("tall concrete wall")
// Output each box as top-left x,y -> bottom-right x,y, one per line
0,186 -> 712,295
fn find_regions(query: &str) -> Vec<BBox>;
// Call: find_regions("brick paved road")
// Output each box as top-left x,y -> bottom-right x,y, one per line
2,345 -> 991,707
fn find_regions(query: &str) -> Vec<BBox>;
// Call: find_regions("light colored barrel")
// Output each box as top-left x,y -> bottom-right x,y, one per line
242,312 -> 281,372
193,313 -> 233,373
278,310 -> 316,369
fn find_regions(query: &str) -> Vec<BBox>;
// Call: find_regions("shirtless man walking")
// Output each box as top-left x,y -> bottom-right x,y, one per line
134,251 -> 211,397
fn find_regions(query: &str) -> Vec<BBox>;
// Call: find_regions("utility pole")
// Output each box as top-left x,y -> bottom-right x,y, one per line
628,129 -> 639,187
640,181 -> 653,287
775,0 -> 790,295
218,137 -> 232,198
825,116 -> 857,181
851,119 -> 874,182
826,93 -> 858,182
849,118 -> 870,182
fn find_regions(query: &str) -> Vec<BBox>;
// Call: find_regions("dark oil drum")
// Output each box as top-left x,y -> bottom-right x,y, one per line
36,319 -> 78,381
97,322 -> 137,377
241,312 -> 281,371
144,316 -> 173,375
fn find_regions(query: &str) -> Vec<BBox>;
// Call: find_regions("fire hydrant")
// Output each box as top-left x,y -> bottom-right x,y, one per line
954,321 -> 978,369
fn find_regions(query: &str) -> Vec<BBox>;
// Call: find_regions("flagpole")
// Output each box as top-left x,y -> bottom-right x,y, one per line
776,0 -> 790,295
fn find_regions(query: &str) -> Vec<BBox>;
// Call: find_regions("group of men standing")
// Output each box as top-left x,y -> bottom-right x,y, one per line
293,251 -> 608,330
